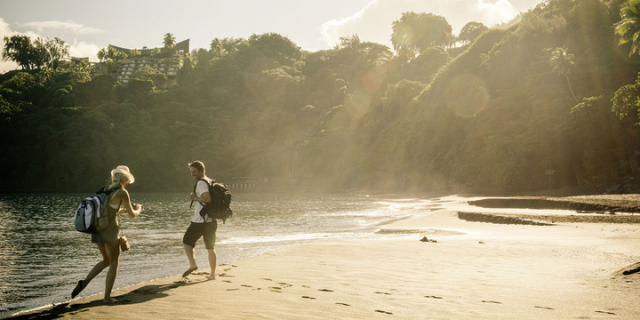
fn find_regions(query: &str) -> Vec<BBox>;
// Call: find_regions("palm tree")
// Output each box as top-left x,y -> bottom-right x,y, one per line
163,33 -> 176,49
129,48 -> 141,57
97,48 -> 107,62
549,47 -> 579,104
615,0 -> 640,57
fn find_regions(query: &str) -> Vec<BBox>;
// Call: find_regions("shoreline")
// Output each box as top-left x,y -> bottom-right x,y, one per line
6,195 -> 640,319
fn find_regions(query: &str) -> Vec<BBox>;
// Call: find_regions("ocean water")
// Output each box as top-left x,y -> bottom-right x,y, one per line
0,192 -> 431,318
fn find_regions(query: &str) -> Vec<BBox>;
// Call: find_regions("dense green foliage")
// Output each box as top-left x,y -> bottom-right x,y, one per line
2,35 -> 70,71
2,0 -> 640,193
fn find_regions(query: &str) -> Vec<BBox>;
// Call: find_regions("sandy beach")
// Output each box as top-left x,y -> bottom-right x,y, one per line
8,196 -> 640,319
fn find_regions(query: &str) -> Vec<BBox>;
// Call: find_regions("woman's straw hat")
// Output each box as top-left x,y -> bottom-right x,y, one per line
111,165 -> 135,184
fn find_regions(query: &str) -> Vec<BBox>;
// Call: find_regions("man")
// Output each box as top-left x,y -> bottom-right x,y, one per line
182,160 -> 217,280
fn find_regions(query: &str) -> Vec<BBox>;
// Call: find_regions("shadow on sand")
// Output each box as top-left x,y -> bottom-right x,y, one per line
7,279 -> 208,319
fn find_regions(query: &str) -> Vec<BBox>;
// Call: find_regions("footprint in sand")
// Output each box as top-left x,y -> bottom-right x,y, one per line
222,280 -> 232,283
318,289 -> 334,292
226,289 -> 239,291
424,295 -> 443,299
261,278 -> 272,281
534,306 -> 554,310
482,300 -> 502,304
302,285 -> 311,288
595,311 -> 616,315
375,310 -> 393,315
302,296 -> 316,299
336,303 -> 350,306
241,285 -> 252,287
279,283 -> 293,288
224,268 -> 232,272
375,291 -> 392,295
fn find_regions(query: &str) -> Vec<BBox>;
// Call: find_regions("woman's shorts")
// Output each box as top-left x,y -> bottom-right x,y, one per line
183,221 -> 217,249
91,220 -> 119,244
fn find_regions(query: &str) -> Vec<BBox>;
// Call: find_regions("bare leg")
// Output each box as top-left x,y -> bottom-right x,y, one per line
73,244 -> 110,298
183,244 -> 198,277
103,239 -> 121,302
207,249 -> 217,280
86,244 -> 110,283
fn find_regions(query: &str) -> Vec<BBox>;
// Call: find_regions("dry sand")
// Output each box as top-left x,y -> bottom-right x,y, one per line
8,196 -> 640,319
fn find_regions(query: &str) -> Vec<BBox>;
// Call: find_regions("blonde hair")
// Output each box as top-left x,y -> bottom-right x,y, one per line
107,172 -> 130,190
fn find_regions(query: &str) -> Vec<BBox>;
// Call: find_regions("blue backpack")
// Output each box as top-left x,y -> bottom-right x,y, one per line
74,188 -> 113,234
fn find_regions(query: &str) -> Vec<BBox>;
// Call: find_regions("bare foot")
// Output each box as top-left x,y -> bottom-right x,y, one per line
103,297 -> 116,304
71,280 -> 85,298
208,274 -> 216,280
182,266 -> 198,278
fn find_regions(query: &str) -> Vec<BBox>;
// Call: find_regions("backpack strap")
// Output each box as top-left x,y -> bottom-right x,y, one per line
189,178 -> 210,208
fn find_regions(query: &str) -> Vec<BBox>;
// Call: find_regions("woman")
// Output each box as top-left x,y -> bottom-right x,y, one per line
72,165 -> 142,303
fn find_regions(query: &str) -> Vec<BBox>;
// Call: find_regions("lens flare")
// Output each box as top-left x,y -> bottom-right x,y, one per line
443,74 -> 489,118
362,65 -> 387,93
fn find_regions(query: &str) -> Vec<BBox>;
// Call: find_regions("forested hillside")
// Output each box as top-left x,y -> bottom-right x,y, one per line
2,0 -> 640,193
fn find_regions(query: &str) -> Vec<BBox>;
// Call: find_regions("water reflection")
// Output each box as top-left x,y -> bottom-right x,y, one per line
0,192 -> 423,317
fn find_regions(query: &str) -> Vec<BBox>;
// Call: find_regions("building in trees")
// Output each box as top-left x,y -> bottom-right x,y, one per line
98,39 -> 189,87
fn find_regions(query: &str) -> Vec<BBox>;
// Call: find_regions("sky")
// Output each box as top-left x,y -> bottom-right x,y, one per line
0,0 -> 544,72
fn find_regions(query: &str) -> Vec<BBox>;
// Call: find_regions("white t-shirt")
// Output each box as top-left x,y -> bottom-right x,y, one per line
192,178 -> 213,223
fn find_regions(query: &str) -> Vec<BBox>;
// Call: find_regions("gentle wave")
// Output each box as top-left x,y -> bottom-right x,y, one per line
0,192 -> 425,317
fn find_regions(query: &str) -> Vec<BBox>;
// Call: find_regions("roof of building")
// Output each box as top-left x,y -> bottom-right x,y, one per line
109,39 -> 190,57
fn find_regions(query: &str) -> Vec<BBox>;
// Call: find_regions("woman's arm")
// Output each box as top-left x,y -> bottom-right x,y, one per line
120,189 -> 141,218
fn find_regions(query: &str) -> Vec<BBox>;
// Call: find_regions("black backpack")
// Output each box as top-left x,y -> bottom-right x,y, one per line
191,178 -> 233,223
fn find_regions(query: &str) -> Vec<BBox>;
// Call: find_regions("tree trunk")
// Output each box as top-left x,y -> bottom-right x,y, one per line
566,74 -> 579,104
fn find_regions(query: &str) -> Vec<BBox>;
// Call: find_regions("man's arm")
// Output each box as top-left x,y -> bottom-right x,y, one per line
190,180 -> 212,203
193,191 -> 211,203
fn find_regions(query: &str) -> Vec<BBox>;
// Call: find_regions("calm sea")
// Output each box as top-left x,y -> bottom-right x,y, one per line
0,192 -> 432,318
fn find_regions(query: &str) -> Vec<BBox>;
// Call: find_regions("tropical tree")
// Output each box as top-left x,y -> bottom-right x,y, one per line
108,46 -> 128,62
2,35 -> 36,70
131,66 -> 167,87
43,37 -> 70,70
459,21 -> 488,45
129,48 -> 141,58
612,73 -> 640,125
30,37 -> 50,69
2,35 -> 70,71
97,47 -> 108,62
548,46 -> 578,103
391,12 -> 452,56
614,0 -> 640,56
157,33 -> 177,57
163,33 -> 176,49
210,37 -> 245,57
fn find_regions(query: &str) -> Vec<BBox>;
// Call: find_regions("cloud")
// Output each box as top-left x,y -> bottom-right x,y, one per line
320,0 -> 529,48
0,18 -> 102,72
477,0 -> 518,22
69,39 -> 101,60
0,18 -> 19,73
18,20 -> 104,35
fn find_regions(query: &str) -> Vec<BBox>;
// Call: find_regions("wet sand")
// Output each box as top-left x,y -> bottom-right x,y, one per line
8,196 -> 640,319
